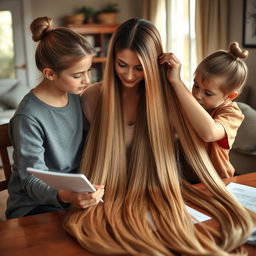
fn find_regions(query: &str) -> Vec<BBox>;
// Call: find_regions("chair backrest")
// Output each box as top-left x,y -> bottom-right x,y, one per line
0,123 -> 12,191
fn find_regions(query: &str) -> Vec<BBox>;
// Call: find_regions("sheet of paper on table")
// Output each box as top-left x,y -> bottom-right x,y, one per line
226,182 -> 256,246
185,205 -> 211,223
185,181 -> 256,224
146,206 -> 211,228
226,182 -> 256,212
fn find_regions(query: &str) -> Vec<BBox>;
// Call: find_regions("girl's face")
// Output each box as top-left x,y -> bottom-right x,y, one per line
115,49 -> 144,89
192,71 -> 229,112
54,56 -> 92,94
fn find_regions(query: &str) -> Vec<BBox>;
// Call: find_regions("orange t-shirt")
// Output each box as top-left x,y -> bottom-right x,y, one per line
205,101 -> 244,178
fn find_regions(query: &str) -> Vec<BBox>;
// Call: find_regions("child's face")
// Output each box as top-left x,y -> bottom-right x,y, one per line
114,49 -> 144,89
192,71 -> 229,112
54,56 -> 92,94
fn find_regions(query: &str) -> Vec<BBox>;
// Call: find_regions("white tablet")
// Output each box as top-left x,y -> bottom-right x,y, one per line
27,167 -> 96,193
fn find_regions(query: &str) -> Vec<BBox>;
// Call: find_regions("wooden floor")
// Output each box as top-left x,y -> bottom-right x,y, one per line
0,168 -> 8,220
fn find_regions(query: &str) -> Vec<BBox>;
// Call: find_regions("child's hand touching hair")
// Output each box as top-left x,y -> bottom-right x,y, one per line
159,53 -> 182,86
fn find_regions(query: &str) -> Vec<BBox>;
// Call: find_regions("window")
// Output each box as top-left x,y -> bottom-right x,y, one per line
0,11 -> 15,79
166,0 -> 196,88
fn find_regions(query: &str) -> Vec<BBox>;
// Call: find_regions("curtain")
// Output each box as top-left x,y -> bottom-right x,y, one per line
196,0 -> 229,62
142,0 -> 167,50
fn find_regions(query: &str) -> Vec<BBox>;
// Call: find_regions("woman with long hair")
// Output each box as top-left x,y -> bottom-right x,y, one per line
63,18 -> 256,255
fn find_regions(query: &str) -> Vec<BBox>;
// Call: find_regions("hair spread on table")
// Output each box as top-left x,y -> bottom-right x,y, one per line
63,18 -> 256,255
30,16 -> 95,73
196,41 -> 249,94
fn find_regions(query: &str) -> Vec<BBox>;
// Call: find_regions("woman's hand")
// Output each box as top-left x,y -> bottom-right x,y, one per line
58,184 -> 104,208
159,53 -> 182,86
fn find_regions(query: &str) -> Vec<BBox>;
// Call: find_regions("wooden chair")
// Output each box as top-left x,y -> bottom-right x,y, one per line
0,123 -> 12,191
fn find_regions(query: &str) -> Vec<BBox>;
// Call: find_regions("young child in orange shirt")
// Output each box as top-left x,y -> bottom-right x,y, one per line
160,42 -> 248,179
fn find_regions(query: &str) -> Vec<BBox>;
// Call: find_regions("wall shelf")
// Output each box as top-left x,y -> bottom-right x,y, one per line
67,24 -> 119,82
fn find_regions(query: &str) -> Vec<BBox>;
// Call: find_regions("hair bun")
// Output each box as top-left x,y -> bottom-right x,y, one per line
30,16 -> 53,42
228,42 -> 248,59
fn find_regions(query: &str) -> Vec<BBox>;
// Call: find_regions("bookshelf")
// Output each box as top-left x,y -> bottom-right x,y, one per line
67,24 -> 119,82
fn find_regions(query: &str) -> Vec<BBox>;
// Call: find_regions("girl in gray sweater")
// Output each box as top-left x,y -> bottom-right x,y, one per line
6,17 -> 104,219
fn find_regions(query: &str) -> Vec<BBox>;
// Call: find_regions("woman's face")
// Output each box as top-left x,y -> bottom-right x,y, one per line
114,49 -> 144,89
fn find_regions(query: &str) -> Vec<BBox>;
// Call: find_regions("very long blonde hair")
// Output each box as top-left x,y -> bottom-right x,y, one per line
63,18 -> 256,255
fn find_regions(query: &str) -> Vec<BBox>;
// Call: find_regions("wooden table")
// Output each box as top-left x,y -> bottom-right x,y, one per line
0,172 -> 255,256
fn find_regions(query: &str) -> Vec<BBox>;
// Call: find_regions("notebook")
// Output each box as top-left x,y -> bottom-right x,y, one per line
27,167 -> 103,202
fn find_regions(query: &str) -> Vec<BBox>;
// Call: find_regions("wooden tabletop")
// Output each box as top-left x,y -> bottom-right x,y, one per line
0,210 -> 93,256
0,172 -> 255,256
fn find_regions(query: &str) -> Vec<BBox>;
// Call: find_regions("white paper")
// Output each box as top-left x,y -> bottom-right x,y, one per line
27,167 -> 103,202
226,182 -> 256,212
27,167 -> 96,192
146,206 -> 211,229
185,205 -> 211,223
185,182 -> 256,223
226,182 -> 256,245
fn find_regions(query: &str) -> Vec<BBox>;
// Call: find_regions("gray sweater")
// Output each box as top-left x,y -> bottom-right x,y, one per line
6,92 -> 85,219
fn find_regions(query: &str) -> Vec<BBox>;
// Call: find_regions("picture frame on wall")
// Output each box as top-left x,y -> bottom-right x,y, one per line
243,0 -> 256,48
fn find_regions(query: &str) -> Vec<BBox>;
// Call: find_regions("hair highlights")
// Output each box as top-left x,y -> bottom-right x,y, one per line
30,16 -> 95,73
196,42 -> 248,94
64,19 -> 256,255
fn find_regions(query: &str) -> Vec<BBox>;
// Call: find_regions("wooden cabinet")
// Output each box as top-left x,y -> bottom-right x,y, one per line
67,24 -> 119,82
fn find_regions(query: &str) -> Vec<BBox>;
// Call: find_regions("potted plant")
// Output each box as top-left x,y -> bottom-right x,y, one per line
63,8 -> 87,25
63,12 -> 85,25
97,3 -> 119,24
77,6 -> 96,24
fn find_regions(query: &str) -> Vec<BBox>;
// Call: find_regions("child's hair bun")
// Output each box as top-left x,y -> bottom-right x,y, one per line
30,16 -> 53,42
228,42 -> 248,59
